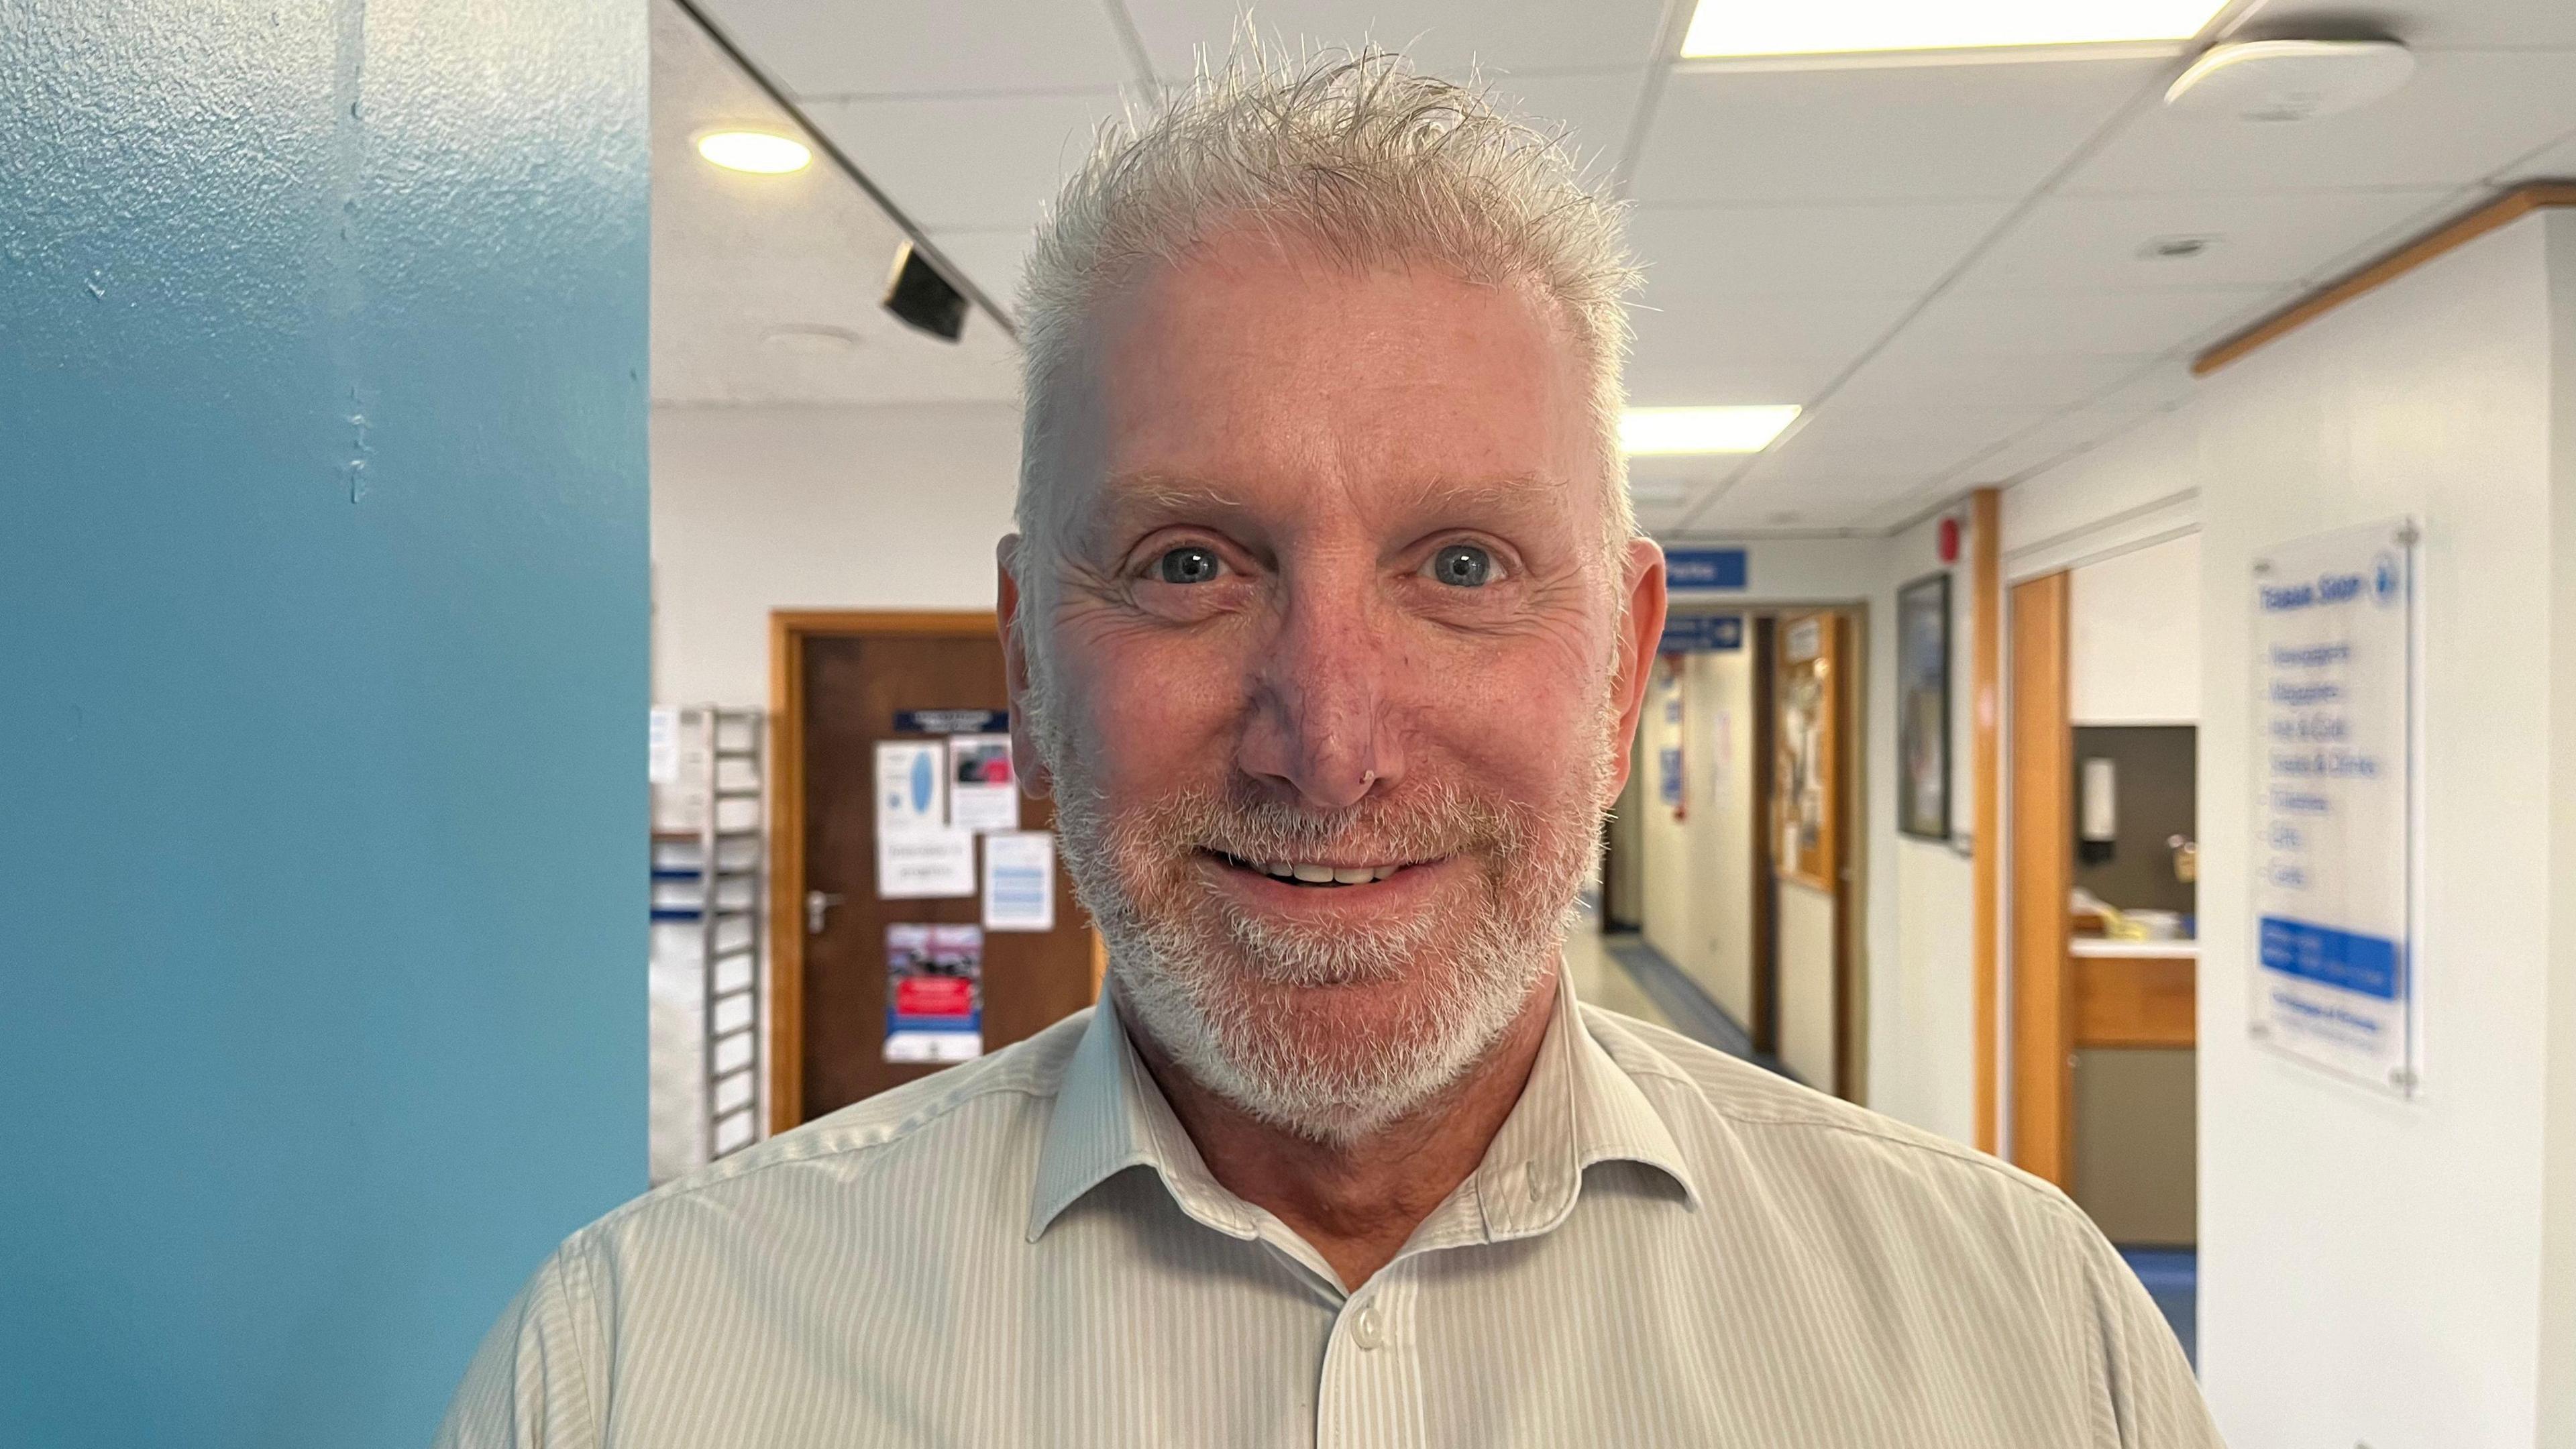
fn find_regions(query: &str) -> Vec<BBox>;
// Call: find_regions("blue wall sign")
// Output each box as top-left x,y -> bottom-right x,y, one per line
1659,614 -> 1746,653
1665,548 -> 1749,590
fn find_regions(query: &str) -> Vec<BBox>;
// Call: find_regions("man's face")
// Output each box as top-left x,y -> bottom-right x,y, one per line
1005,230 -> 1665,1142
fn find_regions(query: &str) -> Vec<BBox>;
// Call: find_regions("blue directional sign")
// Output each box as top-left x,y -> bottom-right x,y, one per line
1665,547 -> 1748,590
1659,614 -> 1745,653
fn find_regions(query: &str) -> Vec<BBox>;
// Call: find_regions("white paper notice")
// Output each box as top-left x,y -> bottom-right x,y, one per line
879,827 -> 976,899
947,733 -> 1021,833
875,741 -> 947,838
647,707 -> 680,785
982,831 -> 1057,932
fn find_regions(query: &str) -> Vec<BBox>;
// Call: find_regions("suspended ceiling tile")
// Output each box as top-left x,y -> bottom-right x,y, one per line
924,227 -> 1036,311
1895,284 -> 2286,356
1627,290 -> 1919,373
1751,405 -> 2052,486
1947,361 -> 2200,485
1629,200 -> 2015,300
805,89 -> 1129,231
696,0 -> 1138,98
1961,187 -> 2460,292
1829,344 -> 2165,413
1699,472 -> 1923,531
2066,50 -> 2576,197
1625,453 -> 1744,503
1122,0 -> 1669,82
1483,68 -> 1653,173
2501,125 -> 2576,181
1629,59 -> 2166,206
1621,354 -> 1856,410
2250,0 -> 2576,52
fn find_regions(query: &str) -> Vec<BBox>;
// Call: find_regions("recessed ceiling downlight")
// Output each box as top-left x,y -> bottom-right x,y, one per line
697,129 -> 812,174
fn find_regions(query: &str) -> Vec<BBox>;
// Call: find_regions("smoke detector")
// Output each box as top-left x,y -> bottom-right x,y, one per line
2165,39 -> 2415,122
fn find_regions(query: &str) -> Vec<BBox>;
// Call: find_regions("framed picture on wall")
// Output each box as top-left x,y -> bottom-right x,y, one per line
1896,571 -> 1953,841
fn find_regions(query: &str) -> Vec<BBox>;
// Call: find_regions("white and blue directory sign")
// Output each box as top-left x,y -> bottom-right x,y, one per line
2249,519 -> 2420,1095
1659,614 -> 1745,653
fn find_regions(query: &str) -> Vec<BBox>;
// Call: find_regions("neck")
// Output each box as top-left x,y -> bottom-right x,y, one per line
1122,967 -> 1560,1292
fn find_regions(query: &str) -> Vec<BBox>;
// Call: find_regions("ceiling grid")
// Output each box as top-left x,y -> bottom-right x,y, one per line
667,0 -> 2576,534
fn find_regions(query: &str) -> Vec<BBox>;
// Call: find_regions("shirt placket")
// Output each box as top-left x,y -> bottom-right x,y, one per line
1315,1264 -> 1426,1449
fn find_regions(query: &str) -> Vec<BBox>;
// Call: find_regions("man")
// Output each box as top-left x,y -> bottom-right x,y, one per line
441,46 -> 2220,1448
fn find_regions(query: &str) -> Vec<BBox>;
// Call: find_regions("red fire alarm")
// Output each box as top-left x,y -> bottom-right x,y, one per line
1937,513 -> 1962,564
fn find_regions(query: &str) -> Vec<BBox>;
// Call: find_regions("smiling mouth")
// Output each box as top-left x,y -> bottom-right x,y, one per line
1208,851 -> 1415,887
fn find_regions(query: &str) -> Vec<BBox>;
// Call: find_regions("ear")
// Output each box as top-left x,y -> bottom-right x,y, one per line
996,535 -> 1054,800
1602,537 -> 1668,806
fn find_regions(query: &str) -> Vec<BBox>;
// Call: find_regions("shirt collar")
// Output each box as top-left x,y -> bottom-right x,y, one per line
1026,963 -> 1699,1246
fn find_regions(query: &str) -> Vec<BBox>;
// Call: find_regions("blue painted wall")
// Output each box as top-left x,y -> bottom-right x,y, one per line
0,3 -> 648,1444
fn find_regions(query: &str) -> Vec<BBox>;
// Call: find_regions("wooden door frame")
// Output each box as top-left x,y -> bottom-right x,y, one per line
767,608 -> 1004,1136
1970,489 -> 2002,1154
2006,573 -> 2074,1186
1748,615 -> 1778,1057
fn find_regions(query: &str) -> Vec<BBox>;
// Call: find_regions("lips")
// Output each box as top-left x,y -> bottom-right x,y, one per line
1209,851 -> 1411,886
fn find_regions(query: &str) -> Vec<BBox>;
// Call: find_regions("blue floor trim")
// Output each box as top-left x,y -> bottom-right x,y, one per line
1600,932 -> 1796,1082
2116,1246 -> 2198,1369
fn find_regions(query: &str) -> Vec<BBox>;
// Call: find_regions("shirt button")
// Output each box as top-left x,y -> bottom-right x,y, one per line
1352,1303 -> 1385,1350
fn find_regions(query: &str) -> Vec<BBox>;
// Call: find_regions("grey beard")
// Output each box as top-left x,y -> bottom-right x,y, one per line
1036,694 -> 1610,1146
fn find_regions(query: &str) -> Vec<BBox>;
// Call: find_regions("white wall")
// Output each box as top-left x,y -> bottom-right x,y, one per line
2070,532 -> 2201,725
651,401 -> 1024,707
1862,508 -> 1978,1145
1637,643 -> 1758,1023
2011,209 -> 2576,1446
1778,882 -> 1839,1087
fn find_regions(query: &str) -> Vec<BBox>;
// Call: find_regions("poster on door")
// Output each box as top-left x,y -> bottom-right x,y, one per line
981,830 -> 1057,932
2249,519 -> 2420,1095
876,740 -> 974,898
947,733 -> 1020,833
885,922 -> 983,1063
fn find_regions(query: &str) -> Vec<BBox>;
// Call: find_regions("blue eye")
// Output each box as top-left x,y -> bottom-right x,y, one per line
1429,543 -> 1494,588
1157,545 -> 1224,584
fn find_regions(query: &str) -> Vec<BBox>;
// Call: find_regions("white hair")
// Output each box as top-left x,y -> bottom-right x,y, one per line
1011,40 -> 1642,578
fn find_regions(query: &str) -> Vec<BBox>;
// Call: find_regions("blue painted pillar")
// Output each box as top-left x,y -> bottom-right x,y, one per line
0,3 -> 648,1445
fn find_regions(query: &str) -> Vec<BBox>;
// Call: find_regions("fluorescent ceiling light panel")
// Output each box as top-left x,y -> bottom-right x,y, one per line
1682,0 -> 2229,58
1621,405 -> 1801,455
696,130 -> 812,174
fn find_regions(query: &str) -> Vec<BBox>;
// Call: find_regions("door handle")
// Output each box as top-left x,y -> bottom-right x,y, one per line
806,890 -> 846,936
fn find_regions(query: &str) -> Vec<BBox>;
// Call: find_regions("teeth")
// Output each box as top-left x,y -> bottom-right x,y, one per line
1236,856 -> 1406,885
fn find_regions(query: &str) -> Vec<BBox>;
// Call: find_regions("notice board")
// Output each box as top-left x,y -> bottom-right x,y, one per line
2249,519 -> 2420,1095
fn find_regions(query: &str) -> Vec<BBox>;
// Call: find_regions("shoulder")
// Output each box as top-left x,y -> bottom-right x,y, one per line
1578,1004 -> 2086,1234
590,1009 -> 1093,1240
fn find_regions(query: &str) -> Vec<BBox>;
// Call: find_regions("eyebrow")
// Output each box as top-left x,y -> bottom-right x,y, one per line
1086,470 -> 1567,545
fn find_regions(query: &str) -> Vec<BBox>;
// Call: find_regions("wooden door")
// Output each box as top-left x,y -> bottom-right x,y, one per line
770,612 -> 1097,1130
1770,610 -> 1855,1097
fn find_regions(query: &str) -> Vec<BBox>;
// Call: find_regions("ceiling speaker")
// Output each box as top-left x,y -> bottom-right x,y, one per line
2164,40 -> 2414,123
882,242 -> 967,342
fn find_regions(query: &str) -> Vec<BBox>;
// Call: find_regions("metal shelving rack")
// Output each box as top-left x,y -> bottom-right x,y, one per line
650,706 -> 767,1164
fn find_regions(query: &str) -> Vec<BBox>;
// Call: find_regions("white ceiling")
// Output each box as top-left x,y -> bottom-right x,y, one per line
649,0 -> 1020,409
667,0 -> 2576,533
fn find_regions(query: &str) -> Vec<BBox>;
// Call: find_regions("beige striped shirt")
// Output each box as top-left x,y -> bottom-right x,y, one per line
438,973 -> 2222,1446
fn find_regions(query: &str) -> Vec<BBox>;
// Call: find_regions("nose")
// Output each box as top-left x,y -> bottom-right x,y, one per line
1235,577 -> 1405,810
